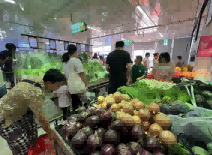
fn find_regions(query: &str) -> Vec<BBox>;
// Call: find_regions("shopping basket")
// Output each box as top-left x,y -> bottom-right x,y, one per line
28,134 -> 56,155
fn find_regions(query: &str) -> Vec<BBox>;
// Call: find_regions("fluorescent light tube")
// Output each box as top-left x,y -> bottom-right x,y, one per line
159,33 -> 163,37
137,6 -> 149,20
4,0 -> 16,4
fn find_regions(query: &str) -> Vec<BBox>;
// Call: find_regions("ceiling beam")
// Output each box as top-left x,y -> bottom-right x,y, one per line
89,15 -> 207,40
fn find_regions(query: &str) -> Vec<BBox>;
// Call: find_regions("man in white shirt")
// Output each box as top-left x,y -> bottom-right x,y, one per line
143,52 -> 150,72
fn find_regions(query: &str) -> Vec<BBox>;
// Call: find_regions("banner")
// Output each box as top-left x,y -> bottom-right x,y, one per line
197,36 -> 212,57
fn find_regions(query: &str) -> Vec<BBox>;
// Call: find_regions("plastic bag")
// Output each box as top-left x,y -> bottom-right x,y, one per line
28,134 -> 56,155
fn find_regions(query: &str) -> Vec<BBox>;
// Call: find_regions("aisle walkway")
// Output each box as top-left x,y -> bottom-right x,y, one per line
0,119 -> 63,154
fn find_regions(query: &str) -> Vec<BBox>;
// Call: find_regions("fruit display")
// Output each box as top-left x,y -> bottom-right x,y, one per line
175,65 -> 193,73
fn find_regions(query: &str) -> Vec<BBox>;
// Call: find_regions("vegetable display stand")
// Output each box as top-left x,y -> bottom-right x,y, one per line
88,78 -> 109,98
52,128 -> 76,155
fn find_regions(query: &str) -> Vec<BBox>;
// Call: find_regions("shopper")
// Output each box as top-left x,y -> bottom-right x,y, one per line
99,56 -> 105,65
54,84 -> 71,121
176,56 -> 186,67
143,52 -> 150,72
92,53 -> 99,62
0,68 -> 7,98
0,68 -> 65,155
153,53 -> 159,67
0,43 -> 16,88
130,56 -> 147,84
106,41 -> 132,94
62,44 -> 87,112
152,52 -> 175,81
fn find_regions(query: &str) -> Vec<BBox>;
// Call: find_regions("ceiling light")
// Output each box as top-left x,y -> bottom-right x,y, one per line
4,0 -> 16,4
19,3 -> 24,11
159,33 -> 163,37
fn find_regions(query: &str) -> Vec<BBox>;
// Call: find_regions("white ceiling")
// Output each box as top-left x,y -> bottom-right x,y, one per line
0,0 -> 209,43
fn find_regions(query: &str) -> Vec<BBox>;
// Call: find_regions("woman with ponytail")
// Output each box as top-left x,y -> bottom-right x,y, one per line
61,44 -> 87,113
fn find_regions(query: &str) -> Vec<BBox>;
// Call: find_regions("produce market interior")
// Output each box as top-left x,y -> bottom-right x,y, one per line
0,0 -> 212,154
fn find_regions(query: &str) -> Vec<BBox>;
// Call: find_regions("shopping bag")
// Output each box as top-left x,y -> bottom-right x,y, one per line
28,134 -> 56,155
68,64 -> 86,94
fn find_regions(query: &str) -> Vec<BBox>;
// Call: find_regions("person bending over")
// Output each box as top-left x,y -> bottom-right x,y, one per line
0,69 -> 65,155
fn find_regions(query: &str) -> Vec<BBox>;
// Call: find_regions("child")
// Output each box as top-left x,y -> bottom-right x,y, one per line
54,85 -> 71,121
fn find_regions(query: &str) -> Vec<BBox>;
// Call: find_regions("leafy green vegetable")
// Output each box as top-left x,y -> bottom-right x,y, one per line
167,143 -> 190,155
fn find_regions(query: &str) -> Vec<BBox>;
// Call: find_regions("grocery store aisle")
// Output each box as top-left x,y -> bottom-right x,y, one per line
0,119 -> 62,155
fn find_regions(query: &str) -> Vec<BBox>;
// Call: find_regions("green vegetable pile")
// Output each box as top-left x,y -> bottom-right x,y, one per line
13,52 -> 109,83
117,79 -> 191,107
83,60 -> 109,82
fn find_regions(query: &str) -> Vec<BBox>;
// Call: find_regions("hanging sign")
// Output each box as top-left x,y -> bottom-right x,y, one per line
123,40 -> 134,45
164,38 -> 168,46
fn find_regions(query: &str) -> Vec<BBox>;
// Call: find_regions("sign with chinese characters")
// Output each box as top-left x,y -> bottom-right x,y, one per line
197,36 -> 212,57
71,21 -> 87,34
123,40 -> 134,45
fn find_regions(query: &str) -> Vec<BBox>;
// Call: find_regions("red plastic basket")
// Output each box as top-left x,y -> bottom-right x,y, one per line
28,134 -> 56,155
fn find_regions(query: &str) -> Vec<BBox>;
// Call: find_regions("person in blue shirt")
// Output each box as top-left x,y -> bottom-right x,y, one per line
131,56 -> 147,83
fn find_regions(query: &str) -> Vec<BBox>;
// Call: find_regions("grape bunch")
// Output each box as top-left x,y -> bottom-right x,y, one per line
160,104 -> 190,115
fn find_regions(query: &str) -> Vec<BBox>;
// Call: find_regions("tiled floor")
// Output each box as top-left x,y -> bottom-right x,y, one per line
0,119 -> 63,155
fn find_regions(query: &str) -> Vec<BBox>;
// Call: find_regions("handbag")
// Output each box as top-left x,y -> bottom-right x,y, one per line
68,63 -> 86,94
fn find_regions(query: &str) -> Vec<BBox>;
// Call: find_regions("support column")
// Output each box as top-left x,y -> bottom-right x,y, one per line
170,39 -> 175,59
154,41 -> 159,53
187,37 -> 195,64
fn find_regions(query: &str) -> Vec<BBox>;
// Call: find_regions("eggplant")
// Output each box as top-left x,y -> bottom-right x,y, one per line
71,131 -> 87,150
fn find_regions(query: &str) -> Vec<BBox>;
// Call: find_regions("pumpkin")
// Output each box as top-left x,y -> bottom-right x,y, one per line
159,130 -> 177,147
154,113 -> 171,130
117,111 -> 125,120
133,116 -> 142,126
98,96 -> 105,104
131,98 -> 139,104
122,113 -> 135,126
149,123 -> 163,137
101,102 -> 107,109
138,108 -> 151,121
111,104 -> 120,112
134,101 -> 146,110
134,110 -> 139,116
148,103 -> 160,115
123,104 -> 134,115
113,92 -> 123,103
122,94 -> 130,102
106,98 -> 115,108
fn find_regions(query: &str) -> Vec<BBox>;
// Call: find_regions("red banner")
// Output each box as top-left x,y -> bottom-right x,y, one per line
197,36 -> 212,57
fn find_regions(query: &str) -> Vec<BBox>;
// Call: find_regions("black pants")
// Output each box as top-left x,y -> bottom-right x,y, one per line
61,106 -> 71,120
5,73 -> 15,88
71,94 -> 82,112
108,79 -> 127,94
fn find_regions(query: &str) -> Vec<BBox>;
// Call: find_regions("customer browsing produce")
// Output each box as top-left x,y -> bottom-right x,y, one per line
143,52 -> 150,72
62,44 -> 87,112
130,56 -> 147,83
106,41 -> 132,94
0,43 -> 17,88
152,52 -> 175,81
54,84 -> 71,121
0,69 -> 65,155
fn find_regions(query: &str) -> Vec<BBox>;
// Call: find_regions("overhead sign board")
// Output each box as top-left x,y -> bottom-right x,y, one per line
123,40 -> 134,45
71,21 -> 87,34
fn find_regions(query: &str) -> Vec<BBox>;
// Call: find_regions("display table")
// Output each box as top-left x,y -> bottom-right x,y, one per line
53,128 -> 75,155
